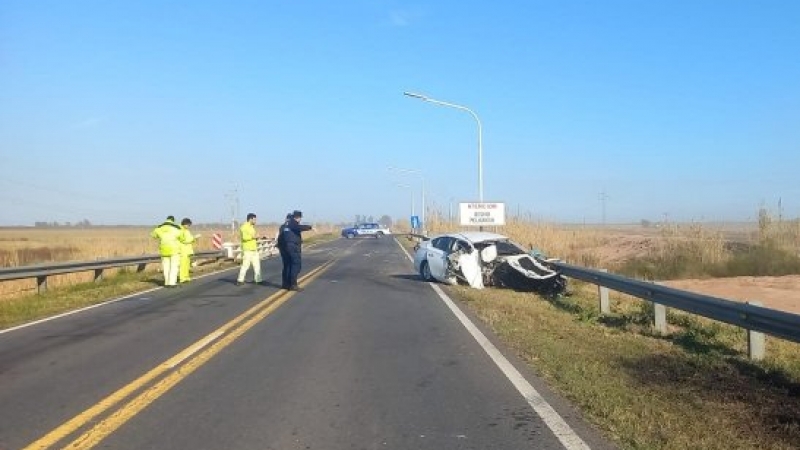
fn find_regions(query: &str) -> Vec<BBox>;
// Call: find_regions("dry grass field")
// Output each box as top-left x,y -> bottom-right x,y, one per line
0,224 -> 286,298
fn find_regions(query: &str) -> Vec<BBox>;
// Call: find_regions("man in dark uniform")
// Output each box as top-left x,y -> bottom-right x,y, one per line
281,210 -> 313,290
276,213 -> 293,289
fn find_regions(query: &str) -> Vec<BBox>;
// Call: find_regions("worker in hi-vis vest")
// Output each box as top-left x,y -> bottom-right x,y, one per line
236,213 -> 263,285
150,215 -> 182,287
178,217 -> 199,284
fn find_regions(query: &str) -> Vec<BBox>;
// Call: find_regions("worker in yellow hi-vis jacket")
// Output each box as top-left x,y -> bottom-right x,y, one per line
178,217 -> 199,284
150,215 -> 182,287
236,213 -> 263,285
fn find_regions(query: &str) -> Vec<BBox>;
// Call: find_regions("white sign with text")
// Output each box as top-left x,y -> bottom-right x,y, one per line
459,202 -> 506,226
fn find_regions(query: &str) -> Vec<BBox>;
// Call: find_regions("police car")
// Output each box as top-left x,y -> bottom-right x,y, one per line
340,223 -> 392,239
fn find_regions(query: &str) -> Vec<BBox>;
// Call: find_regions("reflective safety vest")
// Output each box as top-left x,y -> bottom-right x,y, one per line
179,226 -> 196,256
151,220 -> 182,257
240,222 -> 258,251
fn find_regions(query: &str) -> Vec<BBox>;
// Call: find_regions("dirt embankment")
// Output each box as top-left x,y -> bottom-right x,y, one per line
663,276 -> 800,315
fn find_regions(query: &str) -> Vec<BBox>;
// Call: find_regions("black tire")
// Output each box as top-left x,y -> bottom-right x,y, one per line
420,261 -> 433,281
375,231 -> 384,238
346,232 -> 355,239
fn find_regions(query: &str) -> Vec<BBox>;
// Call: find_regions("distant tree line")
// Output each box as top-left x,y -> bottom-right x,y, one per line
354,215 -> 393,228
34,219 -> 93,228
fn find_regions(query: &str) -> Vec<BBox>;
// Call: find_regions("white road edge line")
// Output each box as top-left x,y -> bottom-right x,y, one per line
394,238 -> 591,450
0,262 -> 238,336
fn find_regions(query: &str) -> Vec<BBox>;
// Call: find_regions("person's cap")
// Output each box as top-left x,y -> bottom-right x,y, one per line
292,210 -> 303,218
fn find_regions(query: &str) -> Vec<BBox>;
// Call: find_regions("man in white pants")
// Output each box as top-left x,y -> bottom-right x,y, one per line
150,215 -> 182,287
237,212 -> 263,285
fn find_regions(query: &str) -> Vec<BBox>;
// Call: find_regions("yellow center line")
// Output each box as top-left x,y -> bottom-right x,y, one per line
24,259 -> 336,450
166,330 -> 224,369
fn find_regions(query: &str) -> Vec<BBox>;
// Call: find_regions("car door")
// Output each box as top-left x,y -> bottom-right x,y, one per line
453,239 -> 484,288
427,236 -> 452,280
357,224 -> 373,236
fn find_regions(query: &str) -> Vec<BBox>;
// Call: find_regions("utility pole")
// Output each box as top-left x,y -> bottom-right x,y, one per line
448,198 -> 454,223
599,190 -> 609,226
224,188 -> 239,241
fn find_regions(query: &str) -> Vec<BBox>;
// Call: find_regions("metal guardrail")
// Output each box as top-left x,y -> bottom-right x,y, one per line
220,237 -> 277,259
0,250 -> 225,293
0,237 -> 278,294
548,261 -> 800,352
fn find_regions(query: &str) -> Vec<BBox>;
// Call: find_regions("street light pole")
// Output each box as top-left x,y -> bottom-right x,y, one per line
394,183 -> 415,232
404,91 -> 484,202
389,166 -> 425,233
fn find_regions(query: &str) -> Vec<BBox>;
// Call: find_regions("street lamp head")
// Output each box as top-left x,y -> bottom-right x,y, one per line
404,91 -> 428,100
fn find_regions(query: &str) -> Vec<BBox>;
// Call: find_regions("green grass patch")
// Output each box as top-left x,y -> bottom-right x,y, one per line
451,283 -> 800,450
0,271 -> 159,328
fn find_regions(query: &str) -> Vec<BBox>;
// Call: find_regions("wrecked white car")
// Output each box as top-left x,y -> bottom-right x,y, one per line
413,232 -> 567,295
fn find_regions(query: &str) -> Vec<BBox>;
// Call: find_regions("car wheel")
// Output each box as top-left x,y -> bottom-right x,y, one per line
375,232 -> 384,238
346,232 -> 355,239
420,261 -> 433,281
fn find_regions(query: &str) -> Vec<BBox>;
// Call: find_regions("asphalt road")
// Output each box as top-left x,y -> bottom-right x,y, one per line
0,237 -> 615,450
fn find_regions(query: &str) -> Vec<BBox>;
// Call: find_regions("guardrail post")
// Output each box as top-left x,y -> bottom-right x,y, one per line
746,300 -> 765,361
653,303 -> 667,334
222,243 -> 236,260
652,282 -> 668,334
94,268 -> 104,283
598,269 -> 610,314
36,275 -> 47,294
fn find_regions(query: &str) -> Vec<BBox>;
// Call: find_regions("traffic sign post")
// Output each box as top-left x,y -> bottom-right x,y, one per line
410,215 -> 421,233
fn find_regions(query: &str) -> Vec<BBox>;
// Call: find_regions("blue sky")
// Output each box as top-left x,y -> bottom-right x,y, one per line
1,0 -> 798,226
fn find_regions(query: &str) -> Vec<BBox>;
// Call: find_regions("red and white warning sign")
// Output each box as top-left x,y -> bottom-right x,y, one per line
211,233 -> 223,249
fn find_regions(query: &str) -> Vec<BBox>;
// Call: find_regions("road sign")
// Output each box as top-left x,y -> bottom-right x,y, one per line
410,215 -> 421,230
459,202 -> 506,226
212,233 -> 223,249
